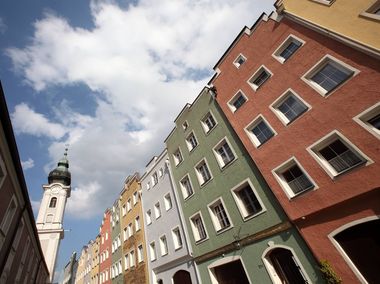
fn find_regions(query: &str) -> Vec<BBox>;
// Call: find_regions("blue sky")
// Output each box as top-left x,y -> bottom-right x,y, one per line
0,0 -> 274,281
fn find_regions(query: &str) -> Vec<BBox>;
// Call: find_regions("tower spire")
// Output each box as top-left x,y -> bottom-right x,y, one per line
48,146 -> 71,185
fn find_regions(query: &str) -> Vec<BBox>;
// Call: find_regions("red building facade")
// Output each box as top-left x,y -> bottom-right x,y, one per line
99,209 -> 112,284
210,12 -> 380,283
0,83 -> 50,282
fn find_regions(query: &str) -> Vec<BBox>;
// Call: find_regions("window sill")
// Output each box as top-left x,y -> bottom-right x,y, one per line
242,209 -> 266,222
195,237 -> 209,245
200,178 -> 213,188
204,124 -> 218,136
216,225 -> 233,235
220,158 -> 238,172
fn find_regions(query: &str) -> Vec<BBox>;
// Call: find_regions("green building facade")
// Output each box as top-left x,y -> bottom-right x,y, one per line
165,87 -> 324,283
111,198 -> 123,283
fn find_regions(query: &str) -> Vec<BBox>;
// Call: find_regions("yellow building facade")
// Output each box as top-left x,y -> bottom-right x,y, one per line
90,235 -> 100,284
120,173 -> 149,284
276,0 -> 380,56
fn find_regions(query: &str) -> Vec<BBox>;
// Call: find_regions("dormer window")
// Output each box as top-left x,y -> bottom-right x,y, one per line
49,197 -> 57,208
233,54 -> 247,68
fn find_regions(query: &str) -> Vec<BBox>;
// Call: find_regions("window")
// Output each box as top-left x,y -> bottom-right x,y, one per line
195,159 -> 212,186
272,35 -> 304,63
231,180 -> 264,220
129,250 -> 135,267
0,196 -> 17,236
146,182 -> 151,190
146,210 -> 152,225
248,66 -> 272,91
159,168 -> 164,177
123,227 -> 128,241
135,216 -> 140,231
122,204 -> 126,216
201,112 -> 217,134
164,193 -> 172,211
302,55 -> 358,96
354,102 -> 380,140
124,254 -> 129,270
233,54 -> 247,68
361,1 -> 380,20
308,131 -> 370,178
160,235 -> 168,256
190,213 -> 208,243
137,244 -> 144,263
49,197 -> 57,208
273,158 -> 316,198
180,175 -> 194,200
150,242 -> 156,261
0,154 -> 6,189
270,89 -> 310,125
133,192 -> 138,205
173,148 -> 183,166
128,223 -> 133,237
182,121 -> 189,131
245,115 -> 276,147
208,199 -> 232,233
228,90 -> 247,113
154,202 -> 161,219
213,138 -> 236,168
186,132 -> 198,152
172,227 -> 183,250
127,199 -> 131,211
152,172 -> 158,186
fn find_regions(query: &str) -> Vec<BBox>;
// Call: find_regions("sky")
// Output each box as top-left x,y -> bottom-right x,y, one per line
0,0 -> 275,281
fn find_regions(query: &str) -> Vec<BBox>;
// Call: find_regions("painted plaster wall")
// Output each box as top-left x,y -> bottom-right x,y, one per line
211,14 -> 380,283
140,150 -> 197,284
165,88 -> 322,283
111,200 -> 123,284
281,0 -> 380,50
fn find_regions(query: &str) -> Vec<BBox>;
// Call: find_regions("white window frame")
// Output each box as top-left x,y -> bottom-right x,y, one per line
133,191 -> 138,205
0,153 -> 6,189
182,121 -> 189,131
186,131 -> 199,152
124,253 -> 129,270
179,174 -> 194,200
212,137 -> 237,169
189,211 -> 208,244
129,250 -> 135,267
272,34 -> 305,64
171,226 -> 183,250
146,210 -> 152,225
230,179 -> 266,221
270,88 -> 311,126
135,216 -> 140,231
159,235 -> 168,256
164,193 -> 172,211
247,65 -> 272,91
272,157 -> 318,199
353,102 -> 380,140
152,172 -> 158,187
128,223 -> 133,237
201,111 -> 218,135
244,114 -> 277,148
159,168 -> 164,178
137,244 -> 144,263
207,198 -> 233,234
127,199 -> 131,212
173,148 -> 184,166
122,204 -> 126,216
149,242 -> 156,261
301,54 -> 359,97
360,0 -> 380,21
194,158 -> 213,187
310,0 -> 335,5
233,53 -> 247,68
154,202 -> 161,219
227,90 -> 248,113
0,195 -> 18,237
307,130 -> 373,179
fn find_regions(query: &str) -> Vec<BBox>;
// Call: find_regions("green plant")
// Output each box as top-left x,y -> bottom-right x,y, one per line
319,260 -> 342,284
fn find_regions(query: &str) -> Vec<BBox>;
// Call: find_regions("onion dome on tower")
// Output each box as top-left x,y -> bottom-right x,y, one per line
48,148 -> 71,186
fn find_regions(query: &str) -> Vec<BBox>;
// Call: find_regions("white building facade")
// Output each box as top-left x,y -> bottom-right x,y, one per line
141,150 -> 199,284
36,151 -> 71,282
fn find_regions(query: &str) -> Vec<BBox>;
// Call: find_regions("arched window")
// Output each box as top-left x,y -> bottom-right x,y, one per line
49,197 -> 57,208
263,245 -> 310,284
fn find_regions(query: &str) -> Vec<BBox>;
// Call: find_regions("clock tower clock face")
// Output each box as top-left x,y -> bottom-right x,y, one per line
51,186 -> 61,194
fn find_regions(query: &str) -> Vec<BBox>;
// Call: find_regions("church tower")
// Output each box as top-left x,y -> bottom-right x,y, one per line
36,149 -> 71,282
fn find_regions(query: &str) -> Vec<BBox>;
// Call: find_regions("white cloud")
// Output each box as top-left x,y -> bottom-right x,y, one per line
6,0 -> 275,218
31,199 -> 41,216
21,158 -> 35,170
11,103 -> 67,139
